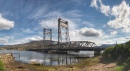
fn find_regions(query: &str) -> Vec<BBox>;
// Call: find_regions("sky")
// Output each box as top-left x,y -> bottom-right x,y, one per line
0,0 -> 130,45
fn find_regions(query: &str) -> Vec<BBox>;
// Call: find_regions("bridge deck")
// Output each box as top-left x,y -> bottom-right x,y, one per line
27,41 -> 106,52
28,47 -> 105,51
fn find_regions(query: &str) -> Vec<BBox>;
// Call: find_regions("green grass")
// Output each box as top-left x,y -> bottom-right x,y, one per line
113,66 -> 124,71
26,64 -> 57,71
0,60 -> 5,71
25,57 -> 101,71
21,56 -> 116,71
72,56 -> 100,68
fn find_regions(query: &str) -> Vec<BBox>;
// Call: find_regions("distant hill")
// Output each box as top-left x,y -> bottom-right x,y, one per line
0,40 -> 116,50
0,40 -> 53,50
0,45 -> 6,47
99,44 -> 115,48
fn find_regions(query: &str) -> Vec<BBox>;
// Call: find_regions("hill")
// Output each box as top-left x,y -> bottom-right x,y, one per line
0,40 -> 112,50
99,44 -> 115,48
0,40 -> 50,50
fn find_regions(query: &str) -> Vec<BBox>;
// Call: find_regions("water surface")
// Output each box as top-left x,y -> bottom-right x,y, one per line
0,50 -> 94,66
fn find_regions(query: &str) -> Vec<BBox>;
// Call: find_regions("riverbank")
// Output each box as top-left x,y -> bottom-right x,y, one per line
54,57 -> 116,71
0,53 -> 116,71
0,53 -> 37,71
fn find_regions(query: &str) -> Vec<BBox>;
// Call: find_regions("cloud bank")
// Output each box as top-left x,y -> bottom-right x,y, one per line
91,0 -> 130,33
0,14 -> 14,30
70,27 -> 103,37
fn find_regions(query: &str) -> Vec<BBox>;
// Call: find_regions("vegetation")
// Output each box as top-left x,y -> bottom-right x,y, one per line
0,60 -> 5,71
114,66 -> 124,71
102,40 -> 130,71
73,57 -> 100,68
25,57 -> 101,71
27,64 -> 56,71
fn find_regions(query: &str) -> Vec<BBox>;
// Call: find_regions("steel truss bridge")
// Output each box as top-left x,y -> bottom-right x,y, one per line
28,41 -> 105,52
27,18 -> 105,54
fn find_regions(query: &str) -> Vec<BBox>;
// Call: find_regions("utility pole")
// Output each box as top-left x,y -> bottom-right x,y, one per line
116,41 -> 117,61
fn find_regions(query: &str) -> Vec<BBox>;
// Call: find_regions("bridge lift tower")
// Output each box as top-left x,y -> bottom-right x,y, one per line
43,28 -> 52,47
58,18 -> 70,46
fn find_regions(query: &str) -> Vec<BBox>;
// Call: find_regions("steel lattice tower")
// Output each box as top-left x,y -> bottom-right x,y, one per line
58,18 -> 70,45
43,28 -> 52,47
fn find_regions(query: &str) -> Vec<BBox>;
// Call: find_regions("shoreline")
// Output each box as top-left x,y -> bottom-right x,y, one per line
0,53 -> 116,71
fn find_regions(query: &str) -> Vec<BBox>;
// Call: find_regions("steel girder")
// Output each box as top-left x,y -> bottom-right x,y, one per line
28,41 -> 97,50
58,41 -> 97,49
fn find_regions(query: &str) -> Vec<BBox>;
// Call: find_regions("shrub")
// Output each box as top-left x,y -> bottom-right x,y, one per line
102,46 -> 115,60
0,60 -> 5,71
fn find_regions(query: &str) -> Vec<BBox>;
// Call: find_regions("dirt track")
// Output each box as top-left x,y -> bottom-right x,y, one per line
83,63 -> 116,71
56,63 -> 116,71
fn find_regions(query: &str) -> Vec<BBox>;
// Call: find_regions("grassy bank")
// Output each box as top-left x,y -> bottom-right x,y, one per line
73,57 -> 100,68
24,56 -> 101,71
26,64 -> 56,71
26,56 -> 117,71
0,60 -> 5,71
0,53 -> 116,71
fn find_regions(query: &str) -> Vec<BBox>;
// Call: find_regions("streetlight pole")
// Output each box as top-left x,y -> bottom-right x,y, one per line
116,41 -> 117,61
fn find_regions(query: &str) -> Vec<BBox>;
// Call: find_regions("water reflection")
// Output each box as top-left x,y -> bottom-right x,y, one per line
0,50 -> 94,66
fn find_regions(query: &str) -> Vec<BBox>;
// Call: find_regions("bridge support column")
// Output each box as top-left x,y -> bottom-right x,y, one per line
94,50 -> 101,56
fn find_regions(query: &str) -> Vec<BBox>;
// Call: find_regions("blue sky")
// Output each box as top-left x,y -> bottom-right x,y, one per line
0,0 -> 130,45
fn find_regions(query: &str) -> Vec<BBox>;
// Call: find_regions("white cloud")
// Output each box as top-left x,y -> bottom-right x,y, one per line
91,0 -> 111,16
79,27 -> 103,37
22,28 -> 34,34
39,17 -> 77,31
110,37 -> 130,44
44,10 -> 83,18
107,1 -> 130,33
39,18 -> 58,29
97,37 -> 130,45
70,27 -> 103,37
91,0 -> 130,33
29,5 -> 48,19
0,38 -> 8,43
122,28 -> 130,33
110,31 -> 117,36
40,10 -> 85,32
3,36 -> 43,45
0,14 -> 14,30
66,10 -> 83,17
82,21 -> 94,27
44,11 -> 62,18
99,0 -> 111,16
91,0 -> 99,9
29,36 -> 43,41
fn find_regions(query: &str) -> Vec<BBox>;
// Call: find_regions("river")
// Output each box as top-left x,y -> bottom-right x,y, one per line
0,50 -> 94,66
